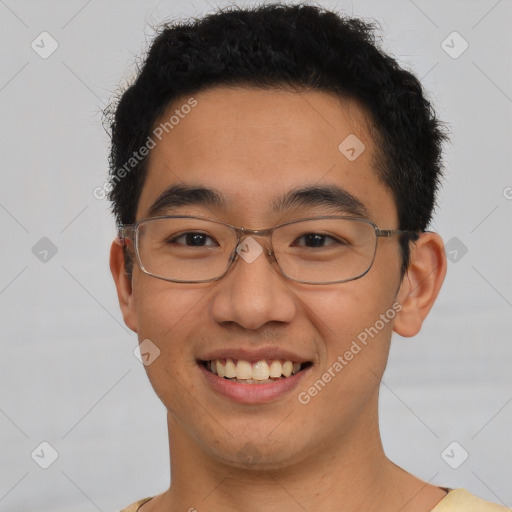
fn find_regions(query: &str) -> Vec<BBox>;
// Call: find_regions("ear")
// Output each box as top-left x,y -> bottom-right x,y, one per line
393,232 -> 447,337
110,240 -> 138,333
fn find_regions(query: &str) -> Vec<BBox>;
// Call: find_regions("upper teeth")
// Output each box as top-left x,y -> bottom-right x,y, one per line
209,359 -> 301,380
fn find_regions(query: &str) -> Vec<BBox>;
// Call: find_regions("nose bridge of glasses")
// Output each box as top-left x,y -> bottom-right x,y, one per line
235,228 -> 275,262
236,227 -> 275,257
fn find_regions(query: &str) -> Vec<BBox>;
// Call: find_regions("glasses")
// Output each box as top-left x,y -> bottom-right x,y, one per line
117,215 -> 415,285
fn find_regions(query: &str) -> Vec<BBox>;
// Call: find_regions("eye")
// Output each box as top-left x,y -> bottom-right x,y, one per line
169,232 -> 218,247
292,233 -> 344,248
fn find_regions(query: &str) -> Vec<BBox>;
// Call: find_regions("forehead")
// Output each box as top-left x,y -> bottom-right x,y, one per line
137,86 -> 397,226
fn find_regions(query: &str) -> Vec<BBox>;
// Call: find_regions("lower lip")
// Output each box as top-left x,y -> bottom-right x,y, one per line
199,363 -> 311,404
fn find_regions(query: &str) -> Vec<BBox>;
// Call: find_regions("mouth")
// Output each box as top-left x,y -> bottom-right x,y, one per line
201,358 -> 313,384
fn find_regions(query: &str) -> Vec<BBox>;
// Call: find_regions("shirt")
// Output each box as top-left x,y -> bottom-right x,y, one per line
119,489 -> 511,511
432,489 -> 510,511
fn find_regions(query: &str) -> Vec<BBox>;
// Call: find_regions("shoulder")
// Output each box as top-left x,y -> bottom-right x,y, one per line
432,489 -> 511,512
118,497 -> 153,512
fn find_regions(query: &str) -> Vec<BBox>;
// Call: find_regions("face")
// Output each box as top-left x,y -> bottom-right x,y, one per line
114,86 -> 414,469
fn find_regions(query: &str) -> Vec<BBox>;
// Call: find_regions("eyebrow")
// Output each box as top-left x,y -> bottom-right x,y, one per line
146,183 -> 367,219
147,184 -> 225,217
272,185 -> 368,218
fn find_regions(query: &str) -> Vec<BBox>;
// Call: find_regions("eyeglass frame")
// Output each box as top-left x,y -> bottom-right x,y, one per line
116,215 -> 419,285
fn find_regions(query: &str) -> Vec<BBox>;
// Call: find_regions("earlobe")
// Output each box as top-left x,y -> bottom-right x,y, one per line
393,232 -> 447,338
110,241 -> 138,333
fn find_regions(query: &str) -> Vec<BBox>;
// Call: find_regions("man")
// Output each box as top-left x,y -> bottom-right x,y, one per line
107,4 -> 508,511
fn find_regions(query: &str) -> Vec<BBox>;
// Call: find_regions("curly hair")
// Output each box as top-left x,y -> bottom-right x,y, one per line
105,2 -> 447,272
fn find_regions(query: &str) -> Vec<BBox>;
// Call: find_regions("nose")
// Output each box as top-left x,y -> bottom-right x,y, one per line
210,236 -> 297,330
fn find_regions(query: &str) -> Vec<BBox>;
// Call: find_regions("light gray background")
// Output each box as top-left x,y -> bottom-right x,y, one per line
0,0 -> 511,510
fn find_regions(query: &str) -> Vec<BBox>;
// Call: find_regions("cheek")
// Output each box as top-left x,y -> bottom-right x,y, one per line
302,272 -> 398,353
295,281 -> 398,424
133,275 -> 212,339
131,278 -> 211,400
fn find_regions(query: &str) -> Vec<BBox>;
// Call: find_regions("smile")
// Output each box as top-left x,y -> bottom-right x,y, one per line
203,358 -> 312,384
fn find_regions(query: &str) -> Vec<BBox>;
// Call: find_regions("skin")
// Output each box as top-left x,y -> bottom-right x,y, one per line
111,86 -> 447,511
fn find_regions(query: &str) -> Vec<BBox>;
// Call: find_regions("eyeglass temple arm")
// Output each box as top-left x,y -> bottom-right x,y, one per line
115,224 -> 135,246
376,229 -> 420,238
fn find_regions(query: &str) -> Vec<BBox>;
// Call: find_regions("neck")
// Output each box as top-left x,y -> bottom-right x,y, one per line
144,395 -> 445,512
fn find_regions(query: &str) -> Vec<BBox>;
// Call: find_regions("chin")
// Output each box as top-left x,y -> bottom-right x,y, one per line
197,427 -> 319,472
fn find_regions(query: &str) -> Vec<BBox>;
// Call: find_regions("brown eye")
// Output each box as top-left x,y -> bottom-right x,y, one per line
292,233 -> 342,247
169,232 -> 218,246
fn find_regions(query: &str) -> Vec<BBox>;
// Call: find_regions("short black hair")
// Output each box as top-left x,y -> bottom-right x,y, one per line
106,2 -> 447,272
